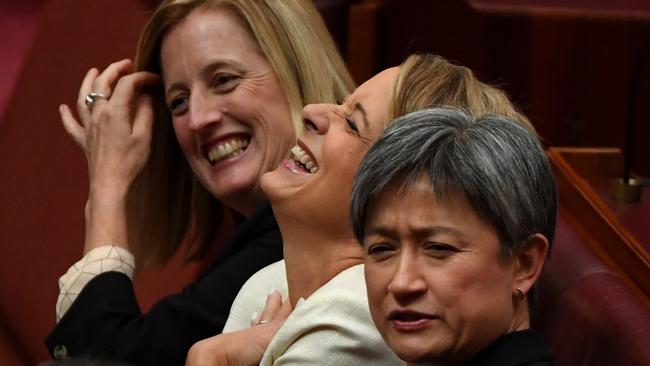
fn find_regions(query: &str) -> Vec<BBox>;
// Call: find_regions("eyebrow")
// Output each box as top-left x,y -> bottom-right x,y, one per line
354,102 -> 370,131
365,225 -> 463,241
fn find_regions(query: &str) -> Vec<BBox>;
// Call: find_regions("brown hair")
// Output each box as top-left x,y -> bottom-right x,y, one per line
390,54 -> 534,132
127,0 -> 354,267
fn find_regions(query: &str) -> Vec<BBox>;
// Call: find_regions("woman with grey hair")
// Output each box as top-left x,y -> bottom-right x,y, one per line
351,107 -> 556,366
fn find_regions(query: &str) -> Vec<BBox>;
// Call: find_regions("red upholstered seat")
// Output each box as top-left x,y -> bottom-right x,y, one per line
537,211 -> 650,366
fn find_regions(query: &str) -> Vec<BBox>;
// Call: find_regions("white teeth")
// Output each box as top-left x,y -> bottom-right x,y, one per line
289,144 -> 319,174
207,138 -> 250,165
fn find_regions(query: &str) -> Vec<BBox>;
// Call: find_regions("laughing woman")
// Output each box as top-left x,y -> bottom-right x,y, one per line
187,54 -> 534,365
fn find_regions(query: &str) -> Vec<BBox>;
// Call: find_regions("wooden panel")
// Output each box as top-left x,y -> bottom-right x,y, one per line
554,147 -> 622,178
548,147 -> 650,297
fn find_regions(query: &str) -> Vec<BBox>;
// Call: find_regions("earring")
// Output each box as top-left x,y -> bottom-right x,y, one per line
513,287 -> 525,302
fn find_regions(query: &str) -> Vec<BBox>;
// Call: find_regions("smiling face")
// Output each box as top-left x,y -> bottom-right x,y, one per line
260,67 -> 399,236
160,7 -> 295,216
363,176 -> 518,365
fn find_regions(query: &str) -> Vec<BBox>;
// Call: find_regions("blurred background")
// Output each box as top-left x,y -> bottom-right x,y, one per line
1,1 -> 648,364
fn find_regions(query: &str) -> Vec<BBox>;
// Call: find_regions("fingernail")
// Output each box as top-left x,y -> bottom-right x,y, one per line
59,104 -> 65,113
251,312 -> 258,321
267,287 -> 277,296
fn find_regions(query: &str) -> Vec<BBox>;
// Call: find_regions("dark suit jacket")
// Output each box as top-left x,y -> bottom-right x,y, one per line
466,329 -> 554,366
45,203 -> 283,366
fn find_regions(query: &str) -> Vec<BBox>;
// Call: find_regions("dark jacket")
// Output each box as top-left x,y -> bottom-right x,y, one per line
465,329 -> 554,366
45,203 -> 283,366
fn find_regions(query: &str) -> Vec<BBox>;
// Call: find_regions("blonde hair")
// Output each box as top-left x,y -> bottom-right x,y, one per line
390,54 -> 534,132
129,0 -> 354,267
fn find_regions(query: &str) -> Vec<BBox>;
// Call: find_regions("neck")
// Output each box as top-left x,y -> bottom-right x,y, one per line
274,208 -> 364,307
508,300 -> 531,333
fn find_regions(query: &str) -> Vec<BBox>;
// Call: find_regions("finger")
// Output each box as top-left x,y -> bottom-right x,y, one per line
89,59 -> 134,116
60,104 -> 87,151
258,289 -> 283,324
109,71 -> 161,108
92,59 -> 134,97
77,68 -> 100,123
276,297 -> 292,321
132,94 -> 154,142
250,311 -> 260,327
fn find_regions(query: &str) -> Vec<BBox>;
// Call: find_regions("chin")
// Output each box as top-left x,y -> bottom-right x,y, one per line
260,163 -> 311,204
260,167 -> 284,201
394,347 -> 435,364
385,335 -> 449,365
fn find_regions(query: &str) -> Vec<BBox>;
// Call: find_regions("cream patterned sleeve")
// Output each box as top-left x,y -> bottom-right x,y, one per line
56,245 -> 135,322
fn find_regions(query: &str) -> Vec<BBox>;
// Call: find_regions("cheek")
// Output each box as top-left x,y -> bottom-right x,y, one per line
171,120 -> 194,155
365,266 -> 389,325
438,261 -> 513,327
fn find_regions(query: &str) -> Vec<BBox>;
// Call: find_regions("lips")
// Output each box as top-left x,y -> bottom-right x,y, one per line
388,310 -> 437,331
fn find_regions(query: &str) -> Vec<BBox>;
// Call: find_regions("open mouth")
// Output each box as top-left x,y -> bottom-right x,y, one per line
289,144 -> 319,174
205,136 -> 250,166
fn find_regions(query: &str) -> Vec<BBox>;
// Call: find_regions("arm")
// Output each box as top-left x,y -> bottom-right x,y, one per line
60,59 -> 159,254
55,61 -> 159,319
46,222 -> 283,365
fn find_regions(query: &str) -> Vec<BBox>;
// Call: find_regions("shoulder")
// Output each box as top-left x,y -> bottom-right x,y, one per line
223,260 -> 287,333
261,264 -> 404,365
240,260 -> 288,298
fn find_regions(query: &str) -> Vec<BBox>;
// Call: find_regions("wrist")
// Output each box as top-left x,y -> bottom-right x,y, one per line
84,192 -> 129,254
89,181 -> 130,202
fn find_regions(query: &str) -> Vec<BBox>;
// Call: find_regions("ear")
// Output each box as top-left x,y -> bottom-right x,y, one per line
512,233 -> 549,294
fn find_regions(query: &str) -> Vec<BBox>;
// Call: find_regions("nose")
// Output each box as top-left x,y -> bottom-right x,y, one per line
387,251 -> 427,303
301,103 -> 334,135
187,90 -> 223,131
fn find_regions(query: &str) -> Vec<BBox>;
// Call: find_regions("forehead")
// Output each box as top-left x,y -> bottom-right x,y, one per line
160,7 -> 260,72
346,66 -> 400,134
350,67 -> 399,102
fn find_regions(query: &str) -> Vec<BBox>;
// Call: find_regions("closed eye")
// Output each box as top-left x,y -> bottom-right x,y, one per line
345,114 -> 359,133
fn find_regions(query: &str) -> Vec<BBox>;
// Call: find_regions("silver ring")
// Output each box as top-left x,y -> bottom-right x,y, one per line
85,92 -> 109,107
259,320 -> 269,324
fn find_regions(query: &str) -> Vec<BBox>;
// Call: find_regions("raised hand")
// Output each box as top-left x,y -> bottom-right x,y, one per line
60,59 -> 161,253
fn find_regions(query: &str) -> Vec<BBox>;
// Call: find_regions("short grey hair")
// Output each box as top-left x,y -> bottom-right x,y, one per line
350,107 -> 557,260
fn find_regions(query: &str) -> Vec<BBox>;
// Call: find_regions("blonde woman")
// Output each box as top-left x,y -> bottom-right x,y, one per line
47,1 -> 353,364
